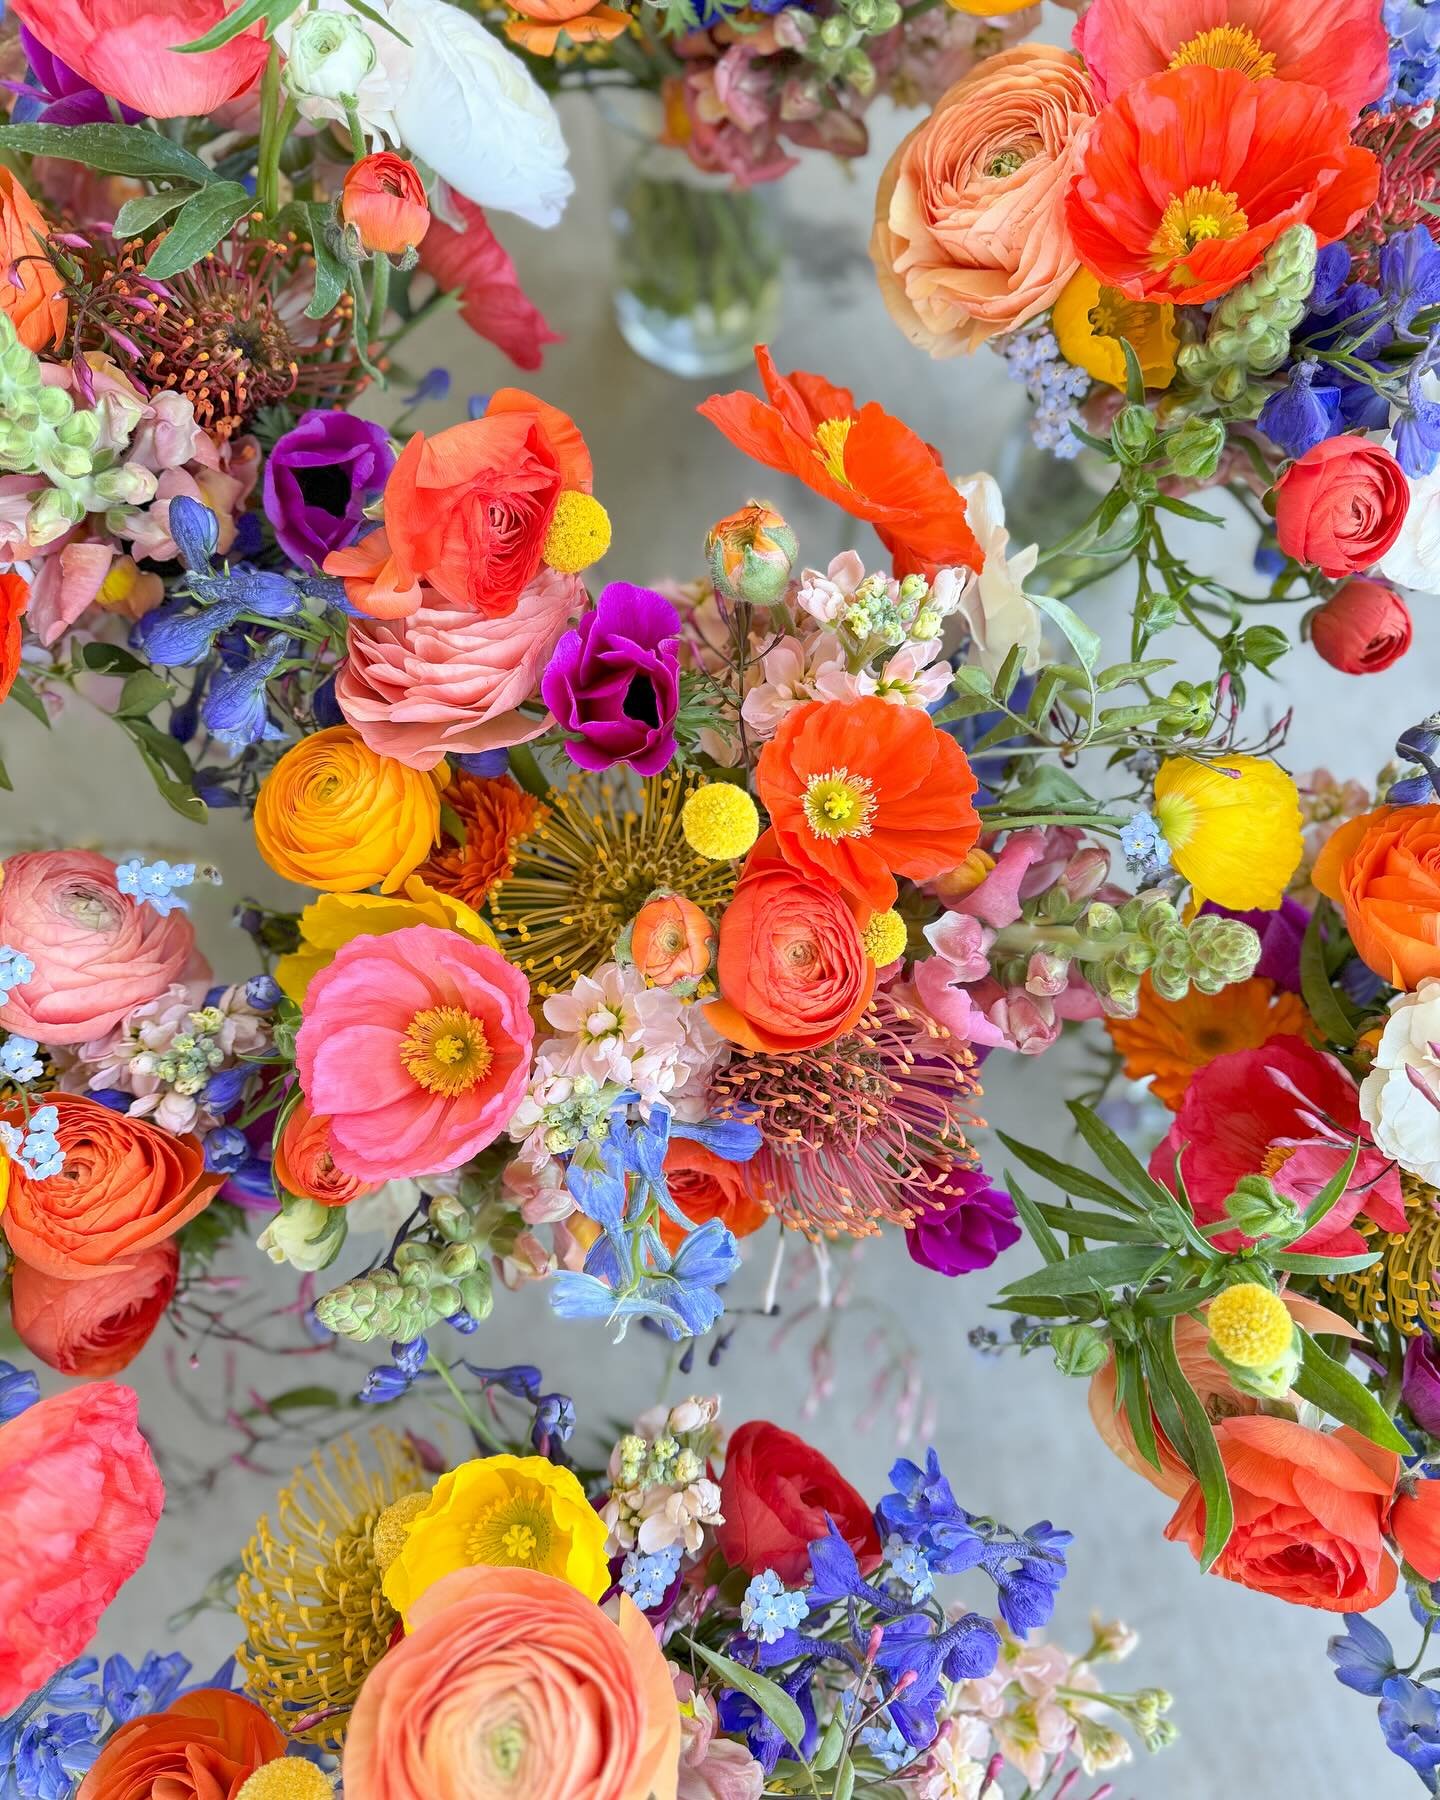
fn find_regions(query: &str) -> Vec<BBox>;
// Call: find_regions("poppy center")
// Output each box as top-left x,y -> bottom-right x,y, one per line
398,1004 -> 493,1096
1168,24 -> 1277,81
1150,185 -> 1250,271
812,417 -> 854,488
1152,791 -> 1192,855
1088,286 -> 1160,352
802,767 -> 877,840
466,1490 -> 554,1568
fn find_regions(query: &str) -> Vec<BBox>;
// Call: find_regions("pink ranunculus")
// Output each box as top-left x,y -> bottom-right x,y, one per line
0,1381 -> 164,1711
0,849 -> 206,1046
295,924 -> 534,1182
335,568 -> 581,771
11,1242 -> 179,1376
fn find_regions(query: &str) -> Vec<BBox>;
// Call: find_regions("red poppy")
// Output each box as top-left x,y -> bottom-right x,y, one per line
1065,66 -> 1379,306
418,194 -> 561,373
698,347 -> 983,576
0,571 -> 28,703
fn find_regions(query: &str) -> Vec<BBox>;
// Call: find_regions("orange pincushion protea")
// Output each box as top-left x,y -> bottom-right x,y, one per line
1105,974 -> 1310,1110
420,773 -> 543,910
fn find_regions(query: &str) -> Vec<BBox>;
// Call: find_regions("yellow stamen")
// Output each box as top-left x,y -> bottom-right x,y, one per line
1088,287 -> 1163,352
1150,185 -> 1250,273
466,1491 -> 553,1568
1169,23 -> 1277,81
802,767 -> 877,840
813,417 -> 854,488
398,1004 -> 493,1096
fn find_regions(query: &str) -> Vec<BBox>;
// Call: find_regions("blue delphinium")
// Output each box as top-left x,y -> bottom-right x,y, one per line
0,1361 -> 39,1423
0,1653 -> 189,1800
1381,1676 -> 1440,1791
1329,1615 -> 1399,1695
717,1664 -> 819,1775
1258,360 -> 1344,459
202,638 -> 291,750
1388,714 -> 1440,804
136,498 -> 307,669
1381,0 -> 1440,109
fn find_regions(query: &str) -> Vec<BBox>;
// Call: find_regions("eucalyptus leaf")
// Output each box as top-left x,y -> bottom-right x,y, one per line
688,1643 -> 807,1753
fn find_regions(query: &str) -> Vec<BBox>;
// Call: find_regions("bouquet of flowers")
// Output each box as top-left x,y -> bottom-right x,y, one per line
870,0 -> 1440,683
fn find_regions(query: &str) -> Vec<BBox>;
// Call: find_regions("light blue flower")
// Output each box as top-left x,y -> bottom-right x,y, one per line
0,946 -> 34,1006
740,1569 -> 809,1645
885,1532 -> 935,1603
0,1035 -> 41,1083
1,1103 -> 64,1179
1119,809 -> 1170,872
116,857 -> 199,917
620,1543 -> 683,1610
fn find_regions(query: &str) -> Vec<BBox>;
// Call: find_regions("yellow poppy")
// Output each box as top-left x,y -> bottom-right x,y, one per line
276,876 -> 498,1004
1052,268 -> 1178,390
1154,755 -> 1302,912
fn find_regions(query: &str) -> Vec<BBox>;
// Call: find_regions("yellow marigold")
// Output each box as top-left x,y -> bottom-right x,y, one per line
235,1762 -> 332,1800
1153,754 -> 1302,912
1207,1282 -> 1294,1370
863,909 -> 909,967
682,782 -> 760,860
542,490 -> 611,574
1105,974 -> 1309,1109
254,726 -> 443,896
381,1453 -> 610,1625
1052,268 -> 1177,391
274,877 -> 498,1004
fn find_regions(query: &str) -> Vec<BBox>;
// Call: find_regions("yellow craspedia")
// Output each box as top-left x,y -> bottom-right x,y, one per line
1152,754 -> 1302,912
1207,1282 -> 1294,1370
275,876 -> 499,1003
1051,268 -> 1177,391
863,909 -> 908,966
255,726 -> 444,896
235,1761 -> 333,1800
682,782 -> 760,861
371,1489 -> 433,1575
381,1453 -> 610,1625
543,490 -> 611,574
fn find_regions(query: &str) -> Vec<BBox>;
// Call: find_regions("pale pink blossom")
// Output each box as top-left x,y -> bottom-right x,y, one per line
740,632 -> 866,738
672,1671 -> 766,1800
794,551 -> 864,624
874,641 -> 951,708
539,963 -> 726,1112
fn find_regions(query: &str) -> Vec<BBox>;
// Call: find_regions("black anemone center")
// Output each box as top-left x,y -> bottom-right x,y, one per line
295,464 -> 353,519
623,674 -> 660,729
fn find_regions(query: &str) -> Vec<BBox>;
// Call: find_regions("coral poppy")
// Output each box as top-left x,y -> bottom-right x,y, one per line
1074,0 -> 1389,122
417,193 -> 561,372
1104,972 -> 1310,1108
698,347 -> 983,576
0,570 -> 30,704
755,697 -> 981,912
1065,66 -> 1379,306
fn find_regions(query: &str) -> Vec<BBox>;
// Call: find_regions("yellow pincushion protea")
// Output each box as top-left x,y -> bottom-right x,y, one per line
381,1453 -> 611,1624
1153,754 -> 1302,911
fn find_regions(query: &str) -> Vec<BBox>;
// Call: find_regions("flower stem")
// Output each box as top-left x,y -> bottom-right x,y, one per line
428,1352 -> 506,1454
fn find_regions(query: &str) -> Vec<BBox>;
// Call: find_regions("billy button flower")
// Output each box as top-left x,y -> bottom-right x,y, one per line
342,153 -> 432,260
1206,1281 -> 1300,1400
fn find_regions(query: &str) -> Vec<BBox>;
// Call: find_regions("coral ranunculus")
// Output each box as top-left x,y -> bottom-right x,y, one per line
716,1420 -> 881,1583
10,0 -> 268,119
1313,805 -> 1440,989
1274,437 -> 1410,578
658,1139 -> 771,1253
295,924 -> 534,1182
0,171 -> 66,352
274,1099 -> 381,1207
0,848 -> 204,1045
1165,1416 -> 1400,1611
698,347 -> 983,577
77,1690 -> 286,1800
706,835 -> 874,1053
343,1566 -> 681,1800
341,153 -> 431,256
0,1382 -> 164,1711
756,697 -> 981,912
1064,66 -> 1379,307
253,726 -> 443,895
1073,0 -> 1389,120
632,891 -> 716,991
1310,578 -> 1413,673
10,1241 -> 178,1375
0,1093 -> 221,1278
871,45 -> 1099,356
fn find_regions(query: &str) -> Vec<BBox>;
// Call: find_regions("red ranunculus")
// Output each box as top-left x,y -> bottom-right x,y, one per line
0,570 -> 29,702
1274,438 -> 1409,578
342,153 -> 431,257
1310,577 -> 1412,673
716,1420 -> 881,1583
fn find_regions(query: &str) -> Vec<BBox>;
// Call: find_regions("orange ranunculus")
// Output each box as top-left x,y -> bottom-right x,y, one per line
658,1139 -> 771,1253
273,1099 -> 382,1207
77,1689 -> 286,1800
0,170 -> 66,352
1165,1415 -> 1400,1611
1390,1475 -> 1440,1581
698,347 -> 983,577
0,570 -> 29,702
342,1565 -> 681,1800
756,696 -> 981,913
10,1241 -> 178,1376
1065,66 -> 1379,307
1104,973 -> 1310,1109
0,1093 -> 221,1279
872,45 -> 1098,357
706,834 -> 874,1053
631,891 -> 716,990
341,153 -> 431,256
1312,804 -> 1440,990
505,0 -> 629,53
324,392 -> 593,621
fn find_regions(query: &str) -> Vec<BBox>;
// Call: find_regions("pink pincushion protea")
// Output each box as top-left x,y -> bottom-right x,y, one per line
295,924 -> 534,1182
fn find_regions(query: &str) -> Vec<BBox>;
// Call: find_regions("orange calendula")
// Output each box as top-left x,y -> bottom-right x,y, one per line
1105,974 -> 1310,1110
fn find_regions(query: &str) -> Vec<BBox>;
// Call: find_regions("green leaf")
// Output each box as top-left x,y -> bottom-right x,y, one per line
1031,591 -> 1101,673
1140,1328 -> 1195,1467
1118,335 -> 1146,406
79,641 -> 145,674
1300,903 -> 1358,1048
0,123 -> 215,185
1150,1319 -> 1233,1570
688,1643 -> 806,1753
243,1383 -> 343,1417
1133,1281 -> 1223,1320
176,0 -> 303,52
4,673 -> 49,727
0,749 -> 10,792
1153,494 -> 1226,527
952,664 -> 993,698
304,204 -> 346,318
1094,658 -> 1173,692
994,1130 -> 1147,1217
145,182 -> 255,280
833,1759 -> 855,1800
113,190 -> 191,237
1294,1329 -> 1411,1453
1115,1340 -> 1162,1470
1008,1172 -> 1063,1264
119,719 -> 206,825
991,1294 -> 1097,1320
1034,1203 -> 1159,1245
999,1244 -> 1169,1300
993,642 -> 1025,705
1067,1102 -> 1218,1258
115,669 -> 173,720
1270,1248 -> 1382,1276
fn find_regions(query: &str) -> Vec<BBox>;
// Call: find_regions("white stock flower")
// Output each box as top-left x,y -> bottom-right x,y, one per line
945,472 -> 1042,678
1360,977 -> 1440,1184
257,1196 -> 345,1272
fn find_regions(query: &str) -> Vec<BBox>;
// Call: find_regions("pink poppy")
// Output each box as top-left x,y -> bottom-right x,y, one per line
1074,0 -> 1388,121
1150,1035 -> 1407,1255
295,924 -> 534,1182
419,194 -> 562,372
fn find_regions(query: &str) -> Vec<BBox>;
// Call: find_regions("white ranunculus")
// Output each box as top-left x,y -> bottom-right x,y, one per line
1378,463 -> 1440,596
284,11 -> 377,102
1359,976 -> 1440,1185
274,0 -> 412,146
943,472 -> 1042,679
389,0 -> 573,228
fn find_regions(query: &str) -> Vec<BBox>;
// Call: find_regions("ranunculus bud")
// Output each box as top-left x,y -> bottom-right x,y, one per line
341,153 -> 431,257
706,501 -> 798,607
1404,1333 -> 1440,1438
627,890 -> 716,992
1052,1323 -> 1108,1378
284,10 -> 378,100
1310,578 -> 1413,675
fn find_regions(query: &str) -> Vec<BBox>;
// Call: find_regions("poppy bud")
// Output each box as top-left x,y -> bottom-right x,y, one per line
1310,578 -> 1413,674
341,153 -> 431,257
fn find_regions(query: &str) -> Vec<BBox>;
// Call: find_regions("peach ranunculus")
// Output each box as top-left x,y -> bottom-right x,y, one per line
0,1381 -> 164,1711
871,44 -> 1098,356
335,567 -> 582,771
0,1093 -> 222,1278
1313,804 -> 1440,990
342,1565 -> 681,1800
76,1689 -> 286,1800
10,1241 -> 179,1375
273,1098 -> 382,1207
0,848 -> 205,1045
658,1139 -> 770,1254
0,169 -> 66,352
631,891 -> 716,992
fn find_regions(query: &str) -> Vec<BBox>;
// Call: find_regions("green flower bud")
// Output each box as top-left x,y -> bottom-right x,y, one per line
1165,416 -> 1226,481
35,385 -> 73,427
1158,679 -> 1214,735
1223,1174 -> 1300,1240
27,488 -> 83,545
819,14 -> 850,45
705,501 -> 798,607
439,1240 -> 481,1278
56,410 -> 100,452
1051,1322 -> 1109,1378
1175,224 -> 1316,415
1078,902 -> 1122,943
257,1195 -> 346,1274
430,1195 -> 477,1243
92,463 -> 158,506
1111,404 -> 1158,465
458,1267 -> 494,1322
1187,914 -> 1261,986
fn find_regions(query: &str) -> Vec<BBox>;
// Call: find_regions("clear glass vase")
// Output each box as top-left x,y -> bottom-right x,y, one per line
604,100 -> 783,378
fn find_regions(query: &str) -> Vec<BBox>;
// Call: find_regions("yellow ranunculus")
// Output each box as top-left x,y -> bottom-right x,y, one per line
1154,755 -> 1302,912
275,877 -> 499,1003
1052,269 -> 1177,391
253,725 -> 443,896
382,1454 -> 611,1623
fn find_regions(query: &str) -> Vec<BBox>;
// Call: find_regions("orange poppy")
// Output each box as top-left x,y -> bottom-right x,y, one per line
505,0 -> 629,52
755,696 -> 980,913
1065,65 -> 1378,306
1105,974 -> 1310,1110
698,347 -> 983,576
0,570 -> 28,703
